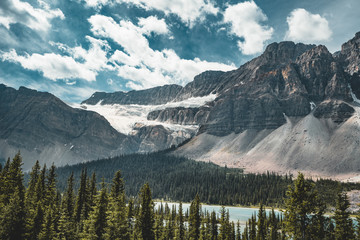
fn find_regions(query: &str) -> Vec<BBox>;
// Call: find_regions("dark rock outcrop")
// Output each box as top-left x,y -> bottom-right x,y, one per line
313,100 -> 355,123
147,106 -> 211,125
82,84 -> 183,105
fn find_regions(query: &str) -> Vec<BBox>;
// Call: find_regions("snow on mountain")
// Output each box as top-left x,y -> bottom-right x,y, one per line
72,94 -> 216,134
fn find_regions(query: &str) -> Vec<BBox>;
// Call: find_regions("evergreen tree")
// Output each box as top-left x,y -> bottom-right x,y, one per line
257,203 -> 266,240
75,168 -> 88,223
268,208 -> 279,240
104,171 -> 129,240
45,164 -> 57,206
25,160 -> 41,208
0,186 -> 27,240
175,202 -> 186,240
136,183 -> 155,240
0,153 -> 26,240
58,173 -> 77,239
210,210 -> 218,240
189,194 -> 201,240
334,192 -> 354,240
26,202 -> 44,240
284,173 -> 318,240
35,165 -> 46,203
38,207 -> 56,240
82,181 -> 109,240
63,172 -> 75,220
219,206 -> 231,240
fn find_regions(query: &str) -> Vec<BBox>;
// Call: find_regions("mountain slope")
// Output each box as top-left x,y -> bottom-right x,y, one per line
0,84 -> 137,169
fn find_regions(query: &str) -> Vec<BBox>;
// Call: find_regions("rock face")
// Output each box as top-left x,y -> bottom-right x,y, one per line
147,106 -> 211,125
82,84 -> 183,105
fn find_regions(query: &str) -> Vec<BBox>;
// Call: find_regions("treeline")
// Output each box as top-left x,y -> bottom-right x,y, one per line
1,153 -> 360,240
0,152 -> 249,239
52,152 -> 360,207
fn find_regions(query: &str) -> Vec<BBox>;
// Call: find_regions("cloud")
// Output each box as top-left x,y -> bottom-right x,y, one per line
223,1 -> 273,55
285,8 -> 332,43
138,16 -> 169,36
89,14 -> 235,89
83,0 -> 218,25
0,0 -> 64,32
1,36 -> 112,81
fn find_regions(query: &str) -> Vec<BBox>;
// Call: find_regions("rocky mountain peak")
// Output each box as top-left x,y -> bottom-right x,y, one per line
341,32 -> 360,75
262,41 -> 315,65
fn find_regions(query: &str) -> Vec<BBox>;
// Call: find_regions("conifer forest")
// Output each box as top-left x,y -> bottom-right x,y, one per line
1,152 -> 360,240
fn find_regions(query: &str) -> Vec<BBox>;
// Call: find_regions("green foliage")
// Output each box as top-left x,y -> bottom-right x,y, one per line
3,153 -> 360,240
334,192 -> 355,240
136,183 -> 155,240
189,194 -> 201,240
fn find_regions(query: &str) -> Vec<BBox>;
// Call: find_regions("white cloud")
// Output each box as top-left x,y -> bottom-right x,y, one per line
223,1 -> 273,55
83,0 -> 218,25
138,16 -> 169,36
1,36 -> 112,81
89,14 -> 235,89
285,8 -> 332,43
0,0 -> 64,32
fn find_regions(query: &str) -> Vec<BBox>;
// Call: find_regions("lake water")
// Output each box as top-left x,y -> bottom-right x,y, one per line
155,202 -> 282,224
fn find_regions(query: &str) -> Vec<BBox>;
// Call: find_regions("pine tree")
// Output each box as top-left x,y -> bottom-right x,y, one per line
58,173 -> 77,239
25,160 -> 41,208
219,206 -> 231,240
82,180 -> 109,240
268,208 -> 279,240
75,168 -> 88,223
35,164 -> 46,203
284,172 -> 318,240
38,207 -> 56,240
236,221 -> 241,240
136,183 -> 155,240
45,164 -> 57,207
0,153 -> 26,240
63,172 -> 75,220
26,202 -> 44,240
334,192 -> 354,240
257,203 -> 266,240
0,186 -> 27,239
175,202 -> 186,240
104,171 -> 129,240
189,194 -> 201,240
210,210 -> 218,240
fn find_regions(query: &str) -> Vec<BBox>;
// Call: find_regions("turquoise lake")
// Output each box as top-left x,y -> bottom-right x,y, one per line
155,202 -> 282,223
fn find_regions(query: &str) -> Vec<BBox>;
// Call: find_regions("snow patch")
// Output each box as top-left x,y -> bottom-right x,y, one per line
349,84 -> 360,104
71,94 -> 216,135
310,101 -> 316,110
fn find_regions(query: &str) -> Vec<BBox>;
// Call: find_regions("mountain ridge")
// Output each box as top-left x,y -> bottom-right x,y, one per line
2,31 -> 360,178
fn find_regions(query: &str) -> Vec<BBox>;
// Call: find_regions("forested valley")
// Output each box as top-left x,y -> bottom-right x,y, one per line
1,152 -> 360,239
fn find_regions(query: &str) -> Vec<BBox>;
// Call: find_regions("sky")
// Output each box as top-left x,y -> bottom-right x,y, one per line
0,0 -> 359,103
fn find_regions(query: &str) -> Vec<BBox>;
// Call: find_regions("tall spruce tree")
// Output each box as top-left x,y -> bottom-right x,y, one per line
284,173 -> 318,240
136,183 -> 155,240
0,152 -> 26,240
334,192 -> 355,240
75,168 -> 88,223
189,194 -> 201,240
104,170 -> 129,240
175,202 -> 186,240
257,202 -> 266,240
82,180 -> 109,240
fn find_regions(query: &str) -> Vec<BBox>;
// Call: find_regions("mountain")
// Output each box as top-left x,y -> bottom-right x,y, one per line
81,32 -> 360,178
2,32 -> 360,177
